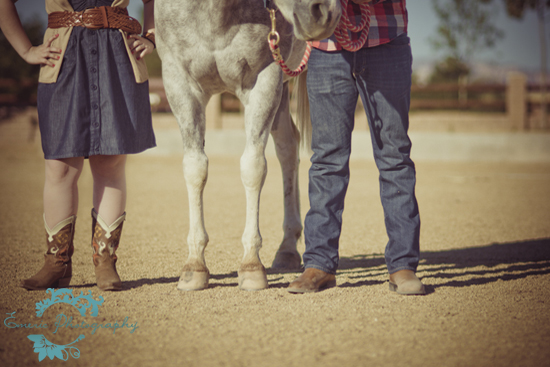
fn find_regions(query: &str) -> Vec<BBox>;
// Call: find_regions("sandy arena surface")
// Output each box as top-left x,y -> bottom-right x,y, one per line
0,110 -> 549,367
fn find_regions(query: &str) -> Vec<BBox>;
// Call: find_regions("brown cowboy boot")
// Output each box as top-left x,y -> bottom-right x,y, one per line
91,209 -> 125,291
20,215 -> 76,290
389,269 -> 426,295
287,268 -> 336,293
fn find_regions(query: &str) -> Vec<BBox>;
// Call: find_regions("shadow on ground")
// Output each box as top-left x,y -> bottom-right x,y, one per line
63,238 -> 550,292
335,238 -> 550,291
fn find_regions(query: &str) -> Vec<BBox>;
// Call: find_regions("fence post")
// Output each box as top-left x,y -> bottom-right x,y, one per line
506,72 -> 527,130
205,94 -> 222,129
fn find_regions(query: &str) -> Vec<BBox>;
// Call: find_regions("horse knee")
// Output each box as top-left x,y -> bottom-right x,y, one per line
240,151 -> 266,189
183,153 -> 208,187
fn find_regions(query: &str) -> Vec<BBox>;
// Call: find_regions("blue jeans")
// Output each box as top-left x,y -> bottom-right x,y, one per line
303,33 -> 420,275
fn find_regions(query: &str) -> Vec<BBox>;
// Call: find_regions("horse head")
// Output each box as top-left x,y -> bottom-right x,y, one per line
273,0 -> 342,41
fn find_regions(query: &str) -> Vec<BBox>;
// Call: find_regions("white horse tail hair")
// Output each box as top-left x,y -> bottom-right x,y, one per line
295,69 -> 312,151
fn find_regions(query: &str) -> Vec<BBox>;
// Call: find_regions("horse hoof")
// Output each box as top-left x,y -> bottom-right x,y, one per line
177,270 -> 209,291
271,250 -> 302,270
238,269 -> 268,291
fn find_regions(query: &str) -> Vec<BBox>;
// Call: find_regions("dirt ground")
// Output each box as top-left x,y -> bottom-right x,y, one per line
0,109 -> 549,367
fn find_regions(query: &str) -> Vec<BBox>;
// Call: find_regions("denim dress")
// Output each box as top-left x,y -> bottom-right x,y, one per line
37,0 -> 156,159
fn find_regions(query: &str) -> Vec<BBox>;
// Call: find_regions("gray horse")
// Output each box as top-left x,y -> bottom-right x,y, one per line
155,0 -> 341,291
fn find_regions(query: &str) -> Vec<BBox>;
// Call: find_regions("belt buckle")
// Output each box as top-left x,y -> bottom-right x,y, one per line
80,7 -> 102,30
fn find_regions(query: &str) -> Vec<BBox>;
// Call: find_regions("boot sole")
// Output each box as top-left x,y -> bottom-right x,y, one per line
287,279 -> 337,293
389,281 -> 426,295
97,282 -> 123,291
20,276 -> 71,291
98,286 -> 122,291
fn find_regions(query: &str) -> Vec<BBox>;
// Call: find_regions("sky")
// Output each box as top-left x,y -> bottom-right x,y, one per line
13,0 -> 545,73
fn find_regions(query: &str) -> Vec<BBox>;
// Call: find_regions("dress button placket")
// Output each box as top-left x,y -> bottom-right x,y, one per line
89,30 -> 101,155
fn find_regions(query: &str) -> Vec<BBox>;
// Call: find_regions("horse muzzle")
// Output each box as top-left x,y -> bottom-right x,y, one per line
289,0 -> 342,41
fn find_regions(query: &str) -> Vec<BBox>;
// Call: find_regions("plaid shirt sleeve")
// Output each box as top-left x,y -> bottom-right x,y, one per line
311,0 -> 408,51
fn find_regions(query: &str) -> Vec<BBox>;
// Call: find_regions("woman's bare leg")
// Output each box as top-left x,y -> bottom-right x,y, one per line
43,157 -> 84,227
89,154 -> 127,225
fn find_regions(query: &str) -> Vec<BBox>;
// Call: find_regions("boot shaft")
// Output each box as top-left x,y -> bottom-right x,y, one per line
44,215 -> 76,265
20,215 -> 76,290
91,210 -> 125,265
91,209 -> 125,291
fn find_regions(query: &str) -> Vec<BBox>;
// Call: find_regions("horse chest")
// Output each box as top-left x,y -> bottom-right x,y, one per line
177,39 -> 269,95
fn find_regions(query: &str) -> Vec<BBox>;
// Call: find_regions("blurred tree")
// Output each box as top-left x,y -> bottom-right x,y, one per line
430,0 -> 504,84
501,0 -> 550,128
502,0 -> 550,17
429,56 -> 470,84
0,17 -> 44,80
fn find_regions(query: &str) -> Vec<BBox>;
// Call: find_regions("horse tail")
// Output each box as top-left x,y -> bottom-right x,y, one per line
295,69 -> 312,151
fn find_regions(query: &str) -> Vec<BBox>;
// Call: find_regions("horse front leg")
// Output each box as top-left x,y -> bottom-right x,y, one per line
238,139 -> 269,290
237,70 -> 282,291
270,83 -> 303,270
167,85 -> 210,291
178,146 -> 210,291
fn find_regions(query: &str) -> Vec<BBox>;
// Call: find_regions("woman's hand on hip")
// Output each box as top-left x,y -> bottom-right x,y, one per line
23,34 -> 62,67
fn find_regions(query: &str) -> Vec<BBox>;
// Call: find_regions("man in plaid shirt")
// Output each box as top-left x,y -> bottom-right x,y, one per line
288,0 -> 425,295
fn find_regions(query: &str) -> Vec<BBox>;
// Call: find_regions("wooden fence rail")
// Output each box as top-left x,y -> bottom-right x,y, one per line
1,72 -> 546,130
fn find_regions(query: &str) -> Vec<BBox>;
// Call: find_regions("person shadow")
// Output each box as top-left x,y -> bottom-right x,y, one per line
335,237 -> 550,294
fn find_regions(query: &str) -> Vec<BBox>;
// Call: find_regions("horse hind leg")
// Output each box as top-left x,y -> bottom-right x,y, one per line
270,83 -> 303,270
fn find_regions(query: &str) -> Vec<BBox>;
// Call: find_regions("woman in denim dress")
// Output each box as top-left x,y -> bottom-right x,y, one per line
0,0 -> 156,291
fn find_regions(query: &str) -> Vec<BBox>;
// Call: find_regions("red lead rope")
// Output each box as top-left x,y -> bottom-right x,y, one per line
268,40 -> 312,77
267,9 -> 312,77
334,0 -> 371,51
268,0 -> 371,76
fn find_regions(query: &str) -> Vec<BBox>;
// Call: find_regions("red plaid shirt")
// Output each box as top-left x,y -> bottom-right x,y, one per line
311,0 -> 408,51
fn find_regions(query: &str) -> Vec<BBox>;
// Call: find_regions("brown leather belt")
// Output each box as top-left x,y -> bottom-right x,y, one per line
48,6 -> 142,34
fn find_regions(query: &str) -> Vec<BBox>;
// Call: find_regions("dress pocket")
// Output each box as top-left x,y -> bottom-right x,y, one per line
112,30 -> 133,63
